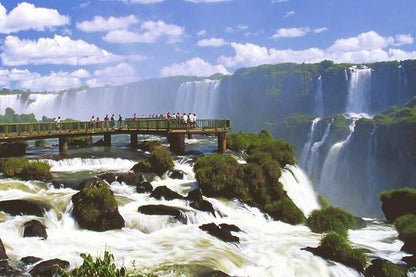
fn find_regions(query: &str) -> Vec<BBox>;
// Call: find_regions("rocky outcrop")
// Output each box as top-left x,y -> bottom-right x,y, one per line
380,188 -> 416,222
20,256 -> 42,265
168,170 -> 185,180
0,141 -> 27,157
98,172 -> 116,184
364,258 -> 407,277
117,172 -> 144,186
138,204 -> 189,223
136,181 -> 153,193
23,220 -> 47,239
72,178 -> 125,231
186,189 -> 215,216
29,259 -> 69,277
150,186 -> 184,201
0,239 -> 7,260
0,199 -> 49,216
199,223 -> 240,243
67,136 -> 93,147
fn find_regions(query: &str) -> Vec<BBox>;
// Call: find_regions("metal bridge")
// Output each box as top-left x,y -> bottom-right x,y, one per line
0,119 -> 231,154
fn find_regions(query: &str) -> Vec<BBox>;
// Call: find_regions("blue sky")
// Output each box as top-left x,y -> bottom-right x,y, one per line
0,0 -> 415,91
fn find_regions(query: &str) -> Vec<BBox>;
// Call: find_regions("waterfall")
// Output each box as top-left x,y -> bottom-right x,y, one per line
174,79 -> 221,118
280,165 -> 321,217
397,65 -> 408,107
299,118 -> 320,167
346,67 -> 372,115
366,126 -> 377,205
315,76 -> 324,117
318,120 -> 356,197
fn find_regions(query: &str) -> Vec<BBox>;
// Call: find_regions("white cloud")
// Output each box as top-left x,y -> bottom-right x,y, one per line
70,69 -> 91,78
197,30 -> 207,36
161,57 -> 229,77
284,10 -> 295,18
184,0 -> 230,3
0,2 -> 69,34
86,63 -> 138,87
197,37 -> 228,47
103,20 -> 184,44
272,0 -> 288,3
273,27 -> 310,39
217,31 -> 416,69
120,0 -> 164,3
273,27 -> 327,39
79,1 -> 91,8
225,26 -> 233,33
238,24 -> 248,30
1,35 -> 121,66
76,15 -> 138,32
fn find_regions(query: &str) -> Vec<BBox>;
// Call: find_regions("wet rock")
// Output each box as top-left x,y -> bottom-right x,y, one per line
29,258 -> 69,277
93,139 -> 106,146
117,173 -> 144,186
23,220 -> 47,239
20,256 -> 42,265
168,170 -> 185,180
190,199 -> 215,216
199,223 -> 240,243
0,200 -> 49,216
138,204 -> 188,223
198,270 -> 231,277
186,188 -> 203,202
98,172 -> 116,184
402,255 -> 416,267
72,178 -> 125,231
354,216 -> 367,229
0,141 -> 27,157
136,181 -> 153,193
0,239 -> 7,260
219,223 -> 241,233
364,258 -> 407,277
150,186 -> 184,200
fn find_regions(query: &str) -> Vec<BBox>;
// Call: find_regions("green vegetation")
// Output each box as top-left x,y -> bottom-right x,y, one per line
318,194 -> 330,209
34,139 -> 46,147
227,130 -> 274,151
67,136 -> 93,147
380,187 -> 416,222
195,131 -> 304,224
58,251 -> 126,277
2,157 -> 52,180
318,232 -> 367,272
136,149 -> 174,176
394,213 -> 416,254
306,207 -> 356,237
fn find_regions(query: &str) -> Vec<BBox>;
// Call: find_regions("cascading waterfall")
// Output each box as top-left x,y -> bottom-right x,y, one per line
397,65 -> 408,107
366,126 -> 377,205
174,79 -> 221,118
299,118 -> 320,167
318,119 -> 356,197
314,76 -> 324,117
346,67 -> 372,115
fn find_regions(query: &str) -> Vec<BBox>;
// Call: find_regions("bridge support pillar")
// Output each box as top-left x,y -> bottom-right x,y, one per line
130,132 -> 138,148
187,133 -> 194,139
104,134 -> 111,146
59,136 -> 68,154
168,133 -> 185,154
217,132 -> 226,154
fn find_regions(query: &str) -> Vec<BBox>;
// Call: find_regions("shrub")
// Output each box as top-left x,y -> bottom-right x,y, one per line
247,140 -> 296,167
306,207 -> 356,237
35,139 -> 46,147
264,196 -> 305,225
2,157 -> 52,180
319,232 -> 367,272
318,194 -> 330,209
227,130 -> 274,151
58,251 -> 126,277
394,213 -> 416,254
148,149 -> 174,176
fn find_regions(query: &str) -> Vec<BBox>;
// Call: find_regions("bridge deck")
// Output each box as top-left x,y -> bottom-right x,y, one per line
0,119 -> 231,141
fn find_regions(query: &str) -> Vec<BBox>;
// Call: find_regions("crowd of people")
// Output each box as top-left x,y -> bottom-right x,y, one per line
87,112 -> 198,129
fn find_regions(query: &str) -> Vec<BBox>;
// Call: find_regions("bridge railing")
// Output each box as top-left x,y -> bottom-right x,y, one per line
0,119 -> 231,137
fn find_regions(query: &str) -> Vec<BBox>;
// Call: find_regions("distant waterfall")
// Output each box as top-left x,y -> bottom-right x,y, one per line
174,79 -> 221,118
366,126 -> 377,205
299,118 -> 320,167
314,76 -> 324,117
397,65 -> 408,106
318,120 -> 356,198
346,67 -> 372,115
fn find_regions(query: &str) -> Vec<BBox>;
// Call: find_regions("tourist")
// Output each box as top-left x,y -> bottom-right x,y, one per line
104,114 -> 109,128
110,114 -> 115,128
118,114 -> 123,129
55,116 -> 61,131
90,115 -> 95,129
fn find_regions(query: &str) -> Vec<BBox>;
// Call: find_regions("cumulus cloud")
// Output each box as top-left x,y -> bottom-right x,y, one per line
103,20 -> 184,43
197,37 -> 228,47
284,10 -> 295,18
160,57 -> 229,77
1,35 -> 121,66
217,31 -> 416,69
86,63 -> 138,87
76,15 -> 138,32
197,30 -> 207,36
0,68 -> 90,92
273,27 -> 310,39
0,2 -> 69,34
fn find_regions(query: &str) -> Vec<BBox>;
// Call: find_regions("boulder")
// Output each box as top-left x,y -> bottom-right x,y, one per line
219,223 -> 241,233
190,199 -> 215,216
117,173 -> 144,186
136,181 -> 153,193
199,270 -> 231,277
199,223 -> 240,243
402,255 -> 416,267
0,200 -> 48,216
380,188 -> 416,222
93,139 -> 106,146
98,172 -> 116,184
20,256 -> 42,265
168,170 -> 185,180
23,220 -> 47,239
29,259 -> 69,277
0,239 -> 7,259
72,178 -> 125,231
364,258 -> 407,277
0,141 -> 27,157
67,136 -> 93,147
138,204 -> 188,223
150,186 -> 184,201
186,188 -> 203,202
